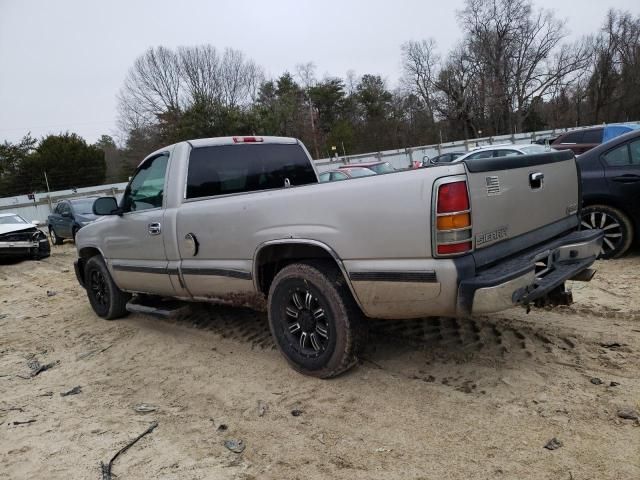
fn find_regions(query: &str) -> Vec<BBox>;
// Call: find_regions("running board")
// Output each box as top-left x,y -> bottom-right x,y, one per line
126,296 -> 190,318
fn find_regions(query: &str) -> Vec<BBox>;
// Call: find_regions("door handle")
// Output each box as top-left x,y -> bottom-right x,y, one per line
529,172 -> 544,189
148,222 -> 161,235
612,174 -> 640,183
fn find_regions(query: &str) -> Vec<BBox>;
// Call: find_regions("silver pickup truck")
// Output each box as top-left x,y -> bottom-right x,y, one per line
74,136 -> 602,377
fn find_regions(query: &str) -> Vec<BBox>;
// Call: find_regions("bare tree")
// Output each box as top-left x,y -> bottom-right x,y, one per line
401,39 -> 440,123
220,48 -> 264,108
179,45 -> 222,105
296,62 -> 320,158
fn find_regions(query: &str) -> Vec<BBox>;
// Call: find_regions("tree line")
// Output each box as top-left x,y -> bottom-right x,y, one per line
1,0 -> 638,196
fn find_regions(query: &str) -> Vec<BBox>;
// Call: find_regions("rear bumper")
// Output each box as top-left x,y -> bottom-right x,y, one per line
457,229 -> 603,316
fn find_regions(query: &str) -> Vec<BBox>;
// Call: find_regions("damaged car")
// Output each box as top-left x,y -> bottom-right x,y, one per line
0,213 -> 50,260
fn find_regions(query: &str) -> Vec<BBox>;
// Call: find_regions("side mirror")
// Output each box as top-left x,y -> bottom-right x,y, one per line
93,197 -> 121,216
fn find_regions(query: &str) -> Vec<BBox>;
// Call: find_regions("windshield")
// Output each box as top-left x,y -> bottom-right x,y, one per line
348,168 -> 376,178
369,162 -> 395,174
0,214 -> 27,225
520,145 -> 550,154
70,199 -> 96,215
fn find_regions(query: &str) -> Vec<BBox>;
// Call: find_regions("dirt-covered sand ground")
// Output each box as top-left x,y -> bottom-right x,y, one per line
1,243 -> 639,479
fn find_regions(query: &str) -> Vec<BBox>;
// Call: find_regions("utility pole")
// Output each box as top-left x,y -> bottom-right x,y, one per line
44,171 -> 52,210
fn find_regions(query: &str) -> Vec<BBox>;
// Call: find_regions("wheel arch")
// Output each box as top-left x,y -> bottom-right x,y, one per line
76,246 -> 107,286
253,239 -> 364,311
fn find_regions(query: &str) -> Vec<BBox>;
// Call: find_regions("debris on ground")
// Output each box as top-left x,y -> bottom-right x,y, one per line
600,341 -> 623,350
217,424 -> 228,432
609,381 -> 620,387
100,421 -> 158,480
544,438 -> 563,450
616,408 -> 639,421
590,377 -> 603,385
26,359 -> 59,377
291,409 -> 303,417
133,403 -> 157,413
12,419 -> 36,426
223,439 -> 245,454
60,386 -> 82,397
46,290 -> 57,297
77,344 -> 113,360
257,400 -> 268,417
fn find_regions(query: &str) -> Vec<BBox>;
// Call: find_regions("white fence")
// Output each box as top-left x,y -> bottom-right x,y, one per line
0,183 -> 127,223
314,121 -> 640,172
3,121 -> 638,222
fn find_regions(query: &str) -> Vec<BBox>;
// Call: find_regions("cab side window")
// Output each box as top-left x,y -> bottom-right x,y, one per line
121,153 -> 169,213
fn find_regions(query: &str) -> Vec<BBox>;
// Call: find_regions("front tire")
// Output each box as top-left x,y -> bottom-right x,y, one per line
49,227 -> 64,245
581,205 -> 633,259
84,256 -> 130,319
267,261 -> 365,378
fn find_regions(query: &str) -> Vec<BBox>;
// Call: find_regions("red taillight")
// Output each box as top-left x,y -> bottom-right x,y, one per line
233,136 -> 263,143
437,242 -> 473,255
437,181 -> 469,213
434,179 -> 472,257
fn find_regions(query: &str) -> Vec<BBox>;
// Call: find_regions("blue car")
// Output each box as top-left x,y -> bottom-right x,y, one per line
48,198 -> 98,244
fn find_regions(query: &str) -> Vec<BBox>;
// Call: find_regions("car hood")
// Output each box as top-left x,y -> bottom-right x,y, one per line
0,224 -> 36,236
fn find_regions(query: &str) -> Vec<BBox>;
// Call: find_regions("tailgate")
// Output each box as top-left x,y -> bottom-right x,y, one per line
464,150 -> 580,259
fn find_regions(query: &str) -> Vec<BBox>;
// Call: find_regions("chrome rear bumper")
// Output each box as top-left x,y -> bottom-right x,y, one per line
457,229 -> 603,316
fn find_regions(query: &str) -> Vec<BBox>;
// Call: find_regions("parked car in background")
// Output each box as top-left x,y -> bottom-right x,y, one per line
319,166 -> 376,182
552,127 -> 603,155
533,135 -> 560,146
454,143 -> 551,162
0,213 -> 50,260
426,152 -> 465,165
577,129 -> 640,258
48,198 -> 98,244
339,161 -> 395,174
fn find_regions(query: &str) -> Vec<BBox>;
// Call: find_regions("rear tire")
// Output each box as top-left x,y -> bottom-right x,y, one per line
581,205 -> 633,259
49,227 -> 64,245
267,260 -> 365,378
84,256 -> 130,320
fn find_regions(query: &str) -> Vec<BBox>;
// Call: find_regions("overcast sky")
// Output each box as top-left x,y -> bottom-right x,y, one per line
1,0 -> 638,144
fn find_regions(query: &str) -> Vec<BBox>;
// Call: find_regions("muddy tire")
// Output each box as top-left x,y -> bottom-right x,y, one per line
581,205 -> 633,259
84,256 -> 130,320
49,227 -> 64,245
267,260 -> 365,378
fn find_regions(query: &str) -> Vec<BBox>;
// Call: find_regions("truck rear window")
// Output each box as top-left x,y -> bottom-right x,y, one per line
186,144 -> 317,199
